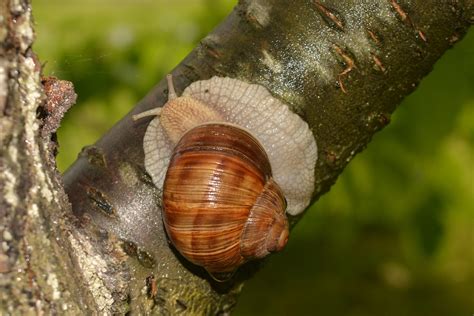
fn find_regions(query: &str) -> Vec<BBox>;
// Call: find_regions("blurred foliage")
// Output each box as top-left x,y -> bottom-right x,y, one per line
34,0 -> 233,171
34,1 -> 473,315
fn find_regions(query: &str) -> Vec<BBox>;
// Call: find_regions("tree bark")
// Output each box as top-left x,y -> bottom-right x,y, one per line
0,0 -> 472,314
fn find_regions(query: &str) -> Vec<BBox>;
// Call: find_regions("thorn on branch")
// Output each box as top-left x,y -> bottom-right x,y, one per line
314,1 -> 345,32
201,39 -> 223,59
449,32 -> 461,45
146,275 -> 158,299
366,112 -> 391,132
371,54 -> 386,73
367,30 -> 382,46
333,44 -> 356,93
390,0 -> 408,21
325,150 -> 338,166
389,0 -> 428,43
122,240 -> 155,268
417,29 -> 427,42
86,187 -> 116,217
79,145 -> 107,168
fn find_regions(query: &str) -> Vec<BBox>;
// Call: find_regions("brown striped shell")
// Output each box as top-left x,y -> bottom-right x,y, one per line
162,123 -> 289,280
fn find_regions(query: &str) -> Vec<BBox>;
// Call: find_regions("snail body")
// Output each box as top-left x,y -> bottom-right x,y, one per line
133,75 -> 317,279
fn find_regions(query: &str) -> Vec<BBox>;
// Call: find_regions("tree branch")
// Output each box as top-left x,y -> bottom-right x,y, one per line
1,0 -> 472,314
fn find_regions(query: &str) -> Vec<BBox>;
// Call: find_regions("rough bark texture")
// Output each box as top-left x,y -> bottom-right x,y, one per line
0,0 -> 472,314
1,0 -> 129,314
0,1 -> 83,313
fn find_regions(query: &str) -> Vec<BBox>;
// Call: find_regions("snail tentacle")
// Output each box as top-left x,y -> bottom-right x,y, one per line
132,107 -> 162,121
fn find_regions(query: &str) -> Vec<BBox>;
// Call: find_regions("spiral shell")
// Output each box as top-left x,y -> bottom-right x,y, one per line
163,123 -> 288,279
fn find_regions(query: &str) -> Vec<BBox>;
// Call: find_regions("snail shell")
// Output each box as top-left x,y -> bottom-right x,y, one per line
133,75 -> 317,279
163,123 -> 288,279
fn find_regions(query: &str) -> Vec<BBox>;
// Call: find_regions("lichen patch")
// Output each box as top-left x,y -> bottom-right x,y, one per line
261,49 -> 283,74
119,163 -> 140,188
19,56 -> 54,203
4,169 -> 19,207
46,273 -> 61,300
68,233 -> 115,311
246,0 -> 271,28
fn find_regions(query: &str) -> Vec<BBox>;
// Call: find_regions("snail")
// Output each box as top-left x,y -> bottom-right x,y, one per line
133,74 -> 317,280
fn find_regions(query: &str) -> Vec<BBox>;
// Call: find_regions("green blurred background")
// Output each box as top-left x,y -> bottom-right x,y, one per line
34,1 -> 473,315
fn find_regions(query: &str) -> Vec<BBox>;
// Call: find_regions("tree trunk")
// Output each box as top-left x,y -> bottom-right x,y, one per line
0,0 -> 472,314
